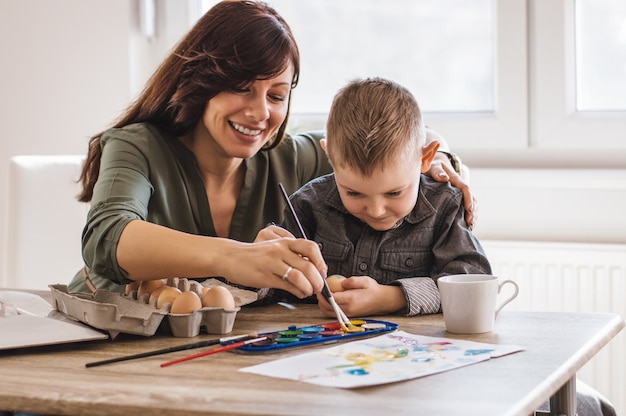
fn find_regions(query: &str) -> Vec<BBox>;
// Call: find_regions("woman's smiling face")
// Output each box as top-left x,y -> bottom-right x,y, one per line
200,65 -> 294,159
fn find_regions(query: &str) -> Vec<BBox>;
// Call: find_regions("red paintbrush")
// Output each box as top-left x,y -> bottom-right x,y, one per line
160,336 -> 267,367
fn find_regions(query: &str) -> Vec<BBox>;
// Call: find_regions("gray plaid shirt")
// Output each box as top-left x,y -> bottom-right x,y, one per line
281,173 -> 491,316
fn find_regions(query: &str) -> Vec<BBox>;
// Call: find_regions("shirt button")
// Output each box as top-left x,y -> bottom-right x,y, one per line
359,262 -> 368,271
318,242 -> 323,251
405,258 -> 414,267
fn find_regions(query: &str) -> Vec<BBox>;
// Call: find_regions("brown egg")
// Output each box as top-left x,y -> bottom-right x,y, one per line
170,291 -> 202,314
201,286 -> 236,309
148,285 -> 168,305
326,275 -> 346,292
137,279 -> 167,298
156,286 -> 182,309
124,281 -> 140,296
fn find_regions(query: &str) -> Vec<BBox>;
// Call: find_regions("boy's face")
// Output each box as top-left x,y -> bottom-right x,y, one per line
333,158 -> 421,231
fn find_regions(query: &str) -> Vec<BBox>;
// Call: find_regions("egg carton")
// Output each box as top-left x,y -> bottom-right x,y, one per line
49,280 -> 257,338
128,278 -> 249,338
49,284 -> 166,338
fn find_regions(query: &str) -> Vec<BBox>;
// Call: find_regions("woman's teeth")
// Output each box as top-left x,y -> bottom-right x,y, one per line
231,121 -> 261,136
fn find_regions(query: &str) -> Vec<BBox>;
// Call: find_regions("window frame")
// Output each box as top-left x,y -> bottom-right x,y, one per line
154,0 -> 626,166
530,0 -> 626,151
425,0 -> 528,152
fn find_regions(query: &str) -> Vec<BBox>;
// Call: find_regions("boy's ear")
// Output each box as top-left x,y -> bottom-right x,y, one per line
420,140 -> 440,173
320,138 -> 328,154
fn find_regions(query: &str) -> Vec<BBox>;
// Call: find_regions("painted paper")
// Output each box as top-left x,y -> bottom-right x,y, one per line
240,331 -> 524,388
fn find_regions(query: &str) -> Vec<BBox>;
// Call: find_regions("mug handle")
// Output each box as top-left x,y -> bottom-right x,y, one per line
495,279 -> 519,317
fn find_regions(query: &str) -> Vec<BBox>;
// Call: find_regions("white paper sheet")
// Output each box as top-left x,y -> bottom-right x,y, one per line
0,291 -> 108,350
240,331 -> 524,388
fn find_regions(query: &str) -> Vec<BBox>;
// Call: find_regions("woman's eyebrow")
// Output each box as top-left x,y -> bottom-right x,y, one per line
271,81 -> 291,88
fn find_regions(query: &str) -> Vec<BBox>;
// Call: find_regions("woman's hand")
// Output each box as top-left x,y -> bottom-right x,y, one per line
316,276 -> 406,317
224,237 -> 328,299
427,155 -> 477,230
117,221 -> 326,298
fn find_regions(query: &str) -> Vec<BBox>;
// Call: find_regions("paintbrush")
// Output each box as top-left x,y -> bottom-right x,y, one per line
278,183 -> 354,331
278,183 -> 309,240
160,336 -> 268,367
85,333 -> 256,368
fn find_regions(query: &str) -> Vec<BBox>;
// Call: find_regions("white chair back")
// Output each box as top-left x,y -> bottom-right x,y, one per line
5,155 -> 88,289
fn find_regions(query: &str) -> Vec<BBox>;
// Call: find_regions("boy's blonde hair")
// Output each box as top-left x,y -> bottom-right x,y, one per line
325,77 -> 424,176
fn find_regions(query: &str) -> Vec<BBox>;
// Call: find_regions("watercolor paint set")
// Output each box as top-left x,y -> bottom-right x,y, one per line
235,319 -> 398,353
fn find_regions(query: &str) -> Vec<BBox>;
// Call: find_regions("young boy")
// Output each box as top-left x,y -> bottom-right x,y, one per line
281,77 -> 491,318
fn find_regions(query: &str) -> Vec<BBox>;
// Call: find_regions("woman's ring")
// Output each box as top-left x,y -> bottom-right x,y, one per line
282,266 -> 293,281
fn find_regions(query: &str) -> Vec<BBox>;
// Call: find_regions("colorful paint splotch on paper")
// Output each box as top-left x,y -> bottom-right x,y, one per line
240,331 -> 524,388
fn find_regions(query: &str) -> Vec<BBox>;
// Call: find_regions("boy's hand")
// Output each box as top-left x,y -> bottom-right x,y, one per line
254,224 -> 295,242
316,276 -> 406,317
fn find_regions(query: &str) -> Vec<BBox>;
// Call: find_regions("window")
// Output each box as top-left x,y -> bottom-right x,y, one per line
530,0 -> 626,151
575,0 -> 626,112
200,0 -> 528,150
259,0 -> 494,114
160,0 -> 625,164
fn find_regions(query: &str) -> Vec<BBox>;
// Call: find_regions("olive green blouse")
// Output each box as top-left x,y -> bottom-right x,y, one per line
68,123 -> 331,293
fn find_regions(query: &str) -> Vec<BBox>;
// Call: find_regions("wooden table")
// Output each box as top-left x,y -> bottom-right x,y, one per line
0,299 -> 623,416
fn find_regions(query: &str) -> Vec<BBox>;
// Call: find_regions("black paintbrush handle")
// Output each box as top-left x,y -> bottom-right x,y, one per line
278,183 -> 308,240
85,333 -> 250,367
278,183 -> 336,304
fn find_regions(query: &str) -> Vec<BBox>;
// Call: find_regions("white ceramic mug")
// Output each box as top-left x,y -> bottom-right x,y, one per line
438,274 -> 519,334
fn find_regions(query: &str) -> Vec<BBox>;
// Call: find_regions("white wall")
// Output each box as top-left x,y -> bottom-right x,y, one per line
0,0 -> 135,286
1,1 -> 625,288
470,168 -> 626,245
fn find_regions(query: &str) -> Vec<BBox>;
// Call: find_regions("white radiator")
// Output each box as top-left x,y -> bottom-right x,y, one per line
481,240 -> 626,416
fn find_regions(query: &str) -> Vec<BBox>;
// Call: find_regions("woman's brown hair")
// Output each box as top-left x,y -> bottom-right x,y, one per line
78,0 -> 300,202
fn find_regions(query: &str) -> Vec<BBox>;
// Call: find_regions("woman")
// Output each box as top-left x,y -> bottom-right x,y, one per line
67,0 -> 473,299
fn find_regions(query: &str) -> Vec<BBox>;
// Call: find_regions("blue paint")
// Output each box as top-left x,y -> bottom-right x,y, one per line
412,345 -> 432,352
297,334 -> 322,340
412,357 -> 434,363
346,368 -> 369,376
464,349 -> 494,356
300,326 -> 324,334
